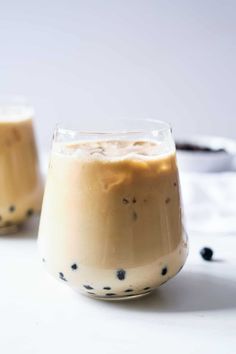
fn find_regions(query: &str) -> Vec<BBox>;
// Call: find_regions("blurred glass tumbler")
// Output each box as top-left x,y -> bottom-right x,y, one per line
38,119 -> 188,300
0,97 -> 43,234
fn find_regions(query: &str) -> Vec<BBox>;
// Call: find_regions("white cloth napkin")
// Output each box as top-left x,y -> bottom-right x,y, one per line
180,172 -> 236,234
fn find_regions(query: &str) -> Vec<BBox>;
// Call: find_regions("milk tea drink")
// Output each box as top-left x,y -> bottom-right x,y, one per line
0,99 -> 43,233
38,123 -> 188,299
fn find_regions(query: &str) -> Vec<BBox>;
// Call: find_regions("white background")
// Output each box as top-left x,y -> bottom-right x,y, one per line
0,0 -> 236,150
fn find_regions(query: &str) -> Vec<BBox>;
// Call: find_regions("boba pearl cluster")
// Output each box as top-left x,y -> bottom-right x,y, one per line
0,204 -> 34,228
41,244 -> 187,299
40,184 -> 188,299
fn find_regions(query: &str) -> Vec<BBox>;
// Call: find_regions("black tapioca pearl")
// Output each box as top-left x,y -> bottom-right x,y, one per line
132,197 -> 136,204
83,285 -> 94,290
124,289 -> 133,293
143,287 -> 151,291
59,272 -> 67,281
200,247 -> 213,261
161,267 -> 168,276
9,205 -> 15,212
71,263 -> 78,271
174,182 -> 177,187
116,269 -> 126,280
26,209 -> 34,217
103,286 -> 111,290
165,197 -> 171,204
105,293 -> 116,296
122,198 -> 129,204
133,211 -> 138,221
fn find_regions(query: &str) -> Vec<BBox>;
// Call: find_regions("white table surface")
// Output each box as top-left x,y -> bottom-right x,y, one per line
0,215 -> 236,354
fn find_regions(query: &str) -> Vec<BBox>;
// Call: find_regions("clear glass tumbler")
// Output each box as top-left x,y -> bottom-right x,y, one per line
38,119 -> 188,300
0,96 -> 43,234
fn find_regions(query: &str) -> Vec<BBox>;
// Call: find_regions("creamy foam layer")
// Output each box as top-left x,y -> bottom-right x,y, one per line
52,139 -> 175,161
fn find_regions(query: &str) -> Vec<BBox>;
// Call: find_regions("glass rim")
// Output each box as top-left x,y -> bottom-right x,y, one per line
0,95 -> 34,121
54,119 -> 172,137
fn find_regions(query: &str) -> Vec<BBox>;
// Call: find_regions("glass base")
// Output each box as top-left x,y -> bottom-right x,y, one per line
84,290 -> 152,301
0,224 -> 20,235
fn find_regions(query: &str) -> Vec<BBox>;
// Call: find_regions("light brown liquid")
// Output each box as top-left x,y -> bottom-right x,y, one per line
39,140 -> 188,298
0,118 -> 43,230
